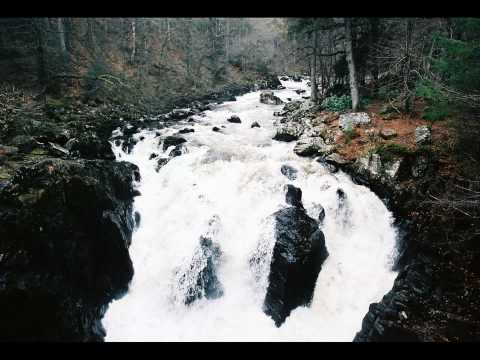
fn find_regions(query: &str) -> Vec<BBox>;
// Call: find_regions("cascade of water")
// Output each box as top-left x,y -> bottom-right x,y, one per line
103,78 -> 398,341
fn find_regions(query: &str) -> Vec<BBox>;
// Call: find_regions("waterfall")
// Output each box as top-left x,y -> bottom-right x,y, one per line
103,78 -> 398,341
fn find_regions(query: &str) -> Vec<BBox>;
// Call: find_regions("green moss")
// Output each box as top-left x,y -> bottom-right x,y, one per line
374,143 -> 411,162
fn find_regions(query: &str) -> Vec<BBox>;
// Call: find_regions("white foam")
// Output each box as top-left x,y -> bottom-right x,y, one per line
103,79 -> 397,341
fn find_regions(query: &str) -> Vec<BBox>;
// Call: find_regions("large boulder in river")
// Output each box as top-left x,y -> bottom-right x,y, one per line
176,216 -> 224,305
273,121 -> 305,142
260,91 -> 284,105
263,185 -> 328,327
294,137 -> 334,157
0,158 -> 139,341
162,136 -> 187,151
68,131 -> 115,160
227,115 -> 241,123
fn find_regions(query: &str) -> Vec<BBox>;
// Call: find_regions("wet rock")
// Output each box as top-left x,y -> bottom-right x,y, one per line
0,158 -> 138,341
285,184 -> 303,208
178,128 -> 195,134
227,115 -> 241,123
149,153 -> 159,160
277,85 -> 286,90
177,217 -> 224,306
294,137 -> 334,157
170,109 -> 192,120
212,127 -> 221,132
46,142 -> 70,157
339,112 -> 371,131
155,158 -> 170,172
273,122 -> 304,142
415,126 -> 431,145
264,193 -> 328,326
69,132 -> 115,160
324,153 -> 351,168
169,144 -> 186,158
280,76 -> 289,81
291,75 -> 302,82
134,211 -> 141,229
317,205 -> 326,223
273,111 -> 287,117
280,164 -> 298,180
295,89 -> 306,94
283,100 -> 302,113
162,136 -> 187,151
251,121 -> 261,128
260,91 -> 284,105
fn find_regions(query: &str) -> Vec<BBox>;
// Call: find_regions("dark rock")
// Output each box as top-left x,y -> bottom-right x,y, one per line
162,136 -> 186,151
178,128 -> 195,134
295,89 -> 306,94
227,115 -> 241,123
280,164 -> 298,180
212,127 -> 221,132
169,144 -> 186,157
285,184 -> 303,208
251,121 -> 261,128
318,205 -> 326,223
0,158 -> 138,341
177,217 -> 224,305
264,204 -> 328,326
280,76 -> 289,81
155,158 -> 170,172
69,132 -> 115,160
134,211 -> 141,229
149,153 -> 159,160
260,91 -> 284,105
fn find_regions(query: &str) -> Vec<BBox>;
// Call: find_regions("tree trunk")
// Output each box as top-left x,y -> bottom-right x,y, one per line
130,18 -> 136,64
57,18 -> 67,55
310,30 -> 318,103
404,18 -> 414,113
344,18 -> 359,111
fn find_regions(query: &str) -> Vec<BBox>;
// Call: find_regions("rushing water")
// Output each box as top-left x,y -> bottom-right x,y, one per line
103,78 -> 398,341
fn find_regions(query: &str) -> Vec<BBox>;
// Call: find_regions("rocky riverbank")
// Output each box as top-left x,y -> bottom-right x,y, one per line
272,96 -> 480,341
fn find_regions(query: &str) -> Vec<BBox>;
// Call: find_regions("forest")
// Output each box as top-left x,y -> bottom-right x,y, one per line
0,17 -> 479,343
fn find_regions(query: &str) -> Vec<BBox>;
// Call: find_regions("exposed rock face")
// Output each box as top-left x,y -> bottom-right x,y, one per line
285,184 -> 303,208
162,136 -> 187,151
415,126 -> 431,145
339,112 -> 371,131
280,164 -> 298,180
263,185 -> 328,327
0,158 -> 139,341
178,128 -> 195,134
177,216 -> 224,305
68,132 -> 115,160
227,115 -> 241,123
380,128 -> 398,140
260,91 -> 283,105
294,137 -> 334,157
273,121 -> 304,142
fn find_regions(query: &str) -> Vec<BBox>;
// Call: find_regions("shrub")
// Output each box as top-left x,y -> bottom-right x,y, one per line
322,94 -> 352,112
416,79 -> 452,121
344,127 -> 358,144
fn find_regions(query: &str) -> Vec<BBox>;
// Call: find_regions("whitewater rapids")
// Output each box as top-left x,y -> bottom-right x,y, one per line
103,78 -> 398,341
